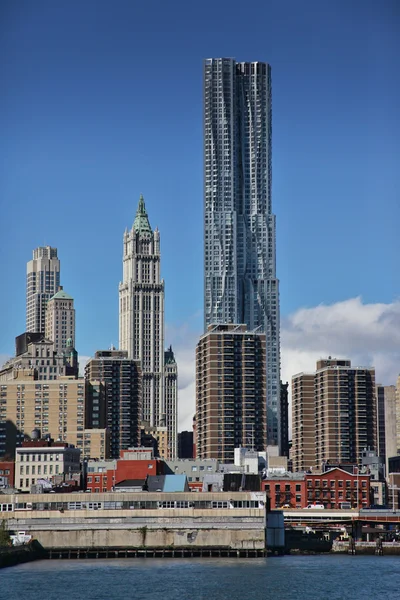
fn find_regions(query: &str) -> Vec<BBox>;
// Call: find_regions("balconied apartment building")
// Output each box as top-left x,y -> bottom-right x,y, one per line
196,324 -> 267,463
291,358 -> 377,473
84,349 -> 142,459
314,359 -> 376,468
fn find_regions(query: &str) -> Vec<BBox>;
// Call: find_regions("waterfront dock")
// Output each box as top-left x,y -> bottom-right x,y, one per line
0,491 -> 280,557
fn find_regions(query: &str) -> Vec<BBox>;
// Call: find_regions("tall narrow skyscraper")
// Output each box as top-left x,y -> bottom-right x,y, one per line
119,196 -> 177,458
164,345 -> 178,457
26,246 -> 60,334
203,58 -> 280,446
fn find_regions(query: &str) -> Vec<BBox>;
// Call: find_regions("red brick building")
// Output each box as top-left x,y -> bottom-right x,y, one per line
305,468 -> 371,509
86,471 -> 110,493
188,481 -> 203,492
261,467 -> 371,509
0,460 -> 15,488
262,478 -> 306,508
86,449 -> 164,493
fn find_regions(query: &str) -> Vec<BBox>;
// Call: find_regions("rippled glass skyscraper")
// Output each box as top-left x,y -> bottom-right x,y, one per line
203,58 -> 280,446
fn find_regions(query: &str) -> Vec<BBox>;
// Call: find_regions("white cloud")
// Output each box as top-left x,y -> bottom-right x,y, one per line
79,356 -> 91,377
281,297 -> 400,386
170,297 -> 400,433
165,320 -> 201,432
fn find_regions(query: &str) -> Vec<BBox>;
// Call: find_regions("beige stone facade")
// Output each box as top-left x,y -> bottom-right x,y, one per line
0,338 -> 76,383
0,368 -> 106,458
118,198 -> 164,429
141,422 -> 168,459
118,197 -> 177,458
15,443 -> 81,492
45,288 -> 75,355
67,429 -> 109,461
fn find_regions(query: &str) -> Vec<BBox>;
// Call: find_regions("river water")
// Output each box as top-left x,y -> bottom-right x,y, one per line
1,556 -> 398,599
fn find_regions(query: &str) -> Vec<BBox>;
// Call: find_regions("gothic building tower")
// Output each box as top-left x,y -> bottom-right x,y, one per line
164,345 -> 178,457
119,196 -> 177,458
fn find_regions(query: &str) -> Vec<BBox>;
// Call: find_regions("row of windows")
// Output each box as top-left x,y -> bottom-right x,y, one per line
20,464 -> 59,475
307,479 -> 367,489
18,453 -> 66,462
0,499 -> 264,512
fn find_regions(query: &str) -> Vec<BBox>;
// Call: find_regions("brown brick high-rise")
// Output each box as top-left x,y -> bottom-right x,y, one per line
84,350 -> 142,459
196,324 -> 267,462
291,358 -> 377,472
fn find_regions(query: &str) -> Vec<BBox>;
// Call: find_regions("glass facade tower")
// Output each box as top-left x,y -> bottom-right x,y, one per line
203,58 -> 280,446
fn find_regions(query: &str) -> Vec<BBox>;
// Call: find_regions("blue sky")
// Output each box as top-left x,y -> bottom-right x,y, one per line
0,0 -> 399,370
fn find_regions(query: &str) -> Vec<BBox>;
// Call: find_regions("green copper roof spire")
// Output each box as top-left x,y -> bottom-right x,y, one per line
133,194 -> 152,234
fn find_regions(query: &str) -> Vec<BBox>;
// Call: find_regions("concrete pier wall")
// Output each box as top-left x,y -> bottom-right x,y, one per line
1,491 -> 269,553
27,525 -> 265,550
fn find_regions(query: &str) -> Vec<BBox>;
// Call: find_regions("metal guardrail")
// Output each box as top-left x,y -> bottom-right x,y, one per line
359,509 -> 400,517
283,509 -> 400,518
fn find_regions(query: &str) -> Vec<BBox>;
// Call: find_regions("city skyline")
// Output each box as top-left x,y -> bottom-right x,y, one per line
0,2 -> 398,431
